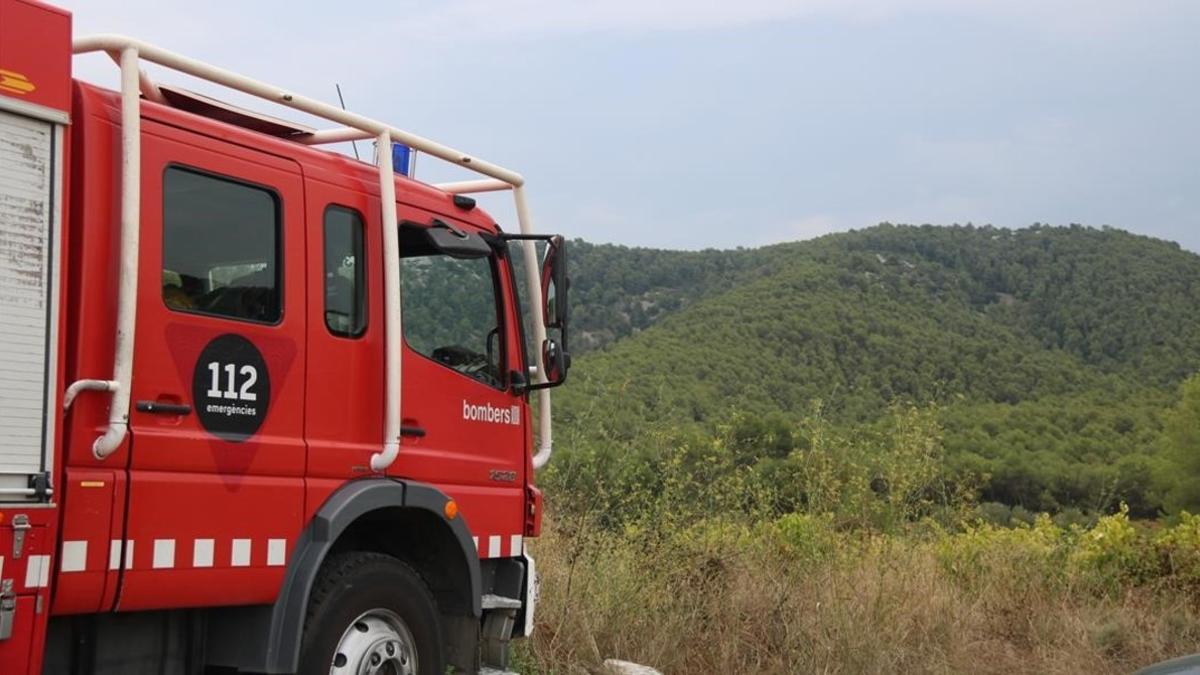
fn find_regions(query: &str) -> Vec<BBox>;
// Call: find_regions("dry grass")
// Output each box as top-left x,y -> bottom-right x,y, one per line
515,518 -> 1200,675
523,407 -> 1200,673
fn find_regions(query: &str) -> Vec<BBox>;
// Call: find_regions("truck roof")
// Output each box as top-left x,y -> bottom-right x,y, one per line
72,79 -> 504,235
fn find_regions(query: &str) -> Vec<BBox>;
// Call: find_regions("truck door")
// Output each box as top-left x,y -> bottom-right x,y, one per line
394,215 -> 529,561
301,178 -> 383,495
118,120 -> 306,610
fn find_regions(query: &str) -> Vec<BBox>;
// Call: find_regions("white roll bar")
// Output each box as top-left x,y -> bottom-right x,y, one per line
512,186 -> 553,470
62,379 -> 118,410
70,35 -> 554,470
90,47 -> 141,459
435,179 -> 513,195
370,130 -> 403,472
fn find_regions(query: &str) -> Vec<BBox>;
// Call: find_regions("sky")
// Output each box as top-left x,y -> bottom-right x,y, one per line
65,0 -> 1200,251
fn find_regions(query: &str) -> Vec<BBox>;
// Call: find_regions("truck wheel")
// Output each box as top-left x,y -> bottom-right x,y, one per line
299,552 -> 445,675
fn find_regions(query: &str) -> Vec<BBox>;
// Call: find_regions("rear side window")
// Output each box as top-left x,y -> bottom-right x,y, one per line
323,206 -> 366,337
162,167 -> 281,323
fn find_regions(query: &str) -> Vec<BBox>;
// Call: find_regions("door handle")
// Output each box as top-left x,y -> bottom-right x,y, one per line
400,425 -> 426,438
136,400 -> 192,415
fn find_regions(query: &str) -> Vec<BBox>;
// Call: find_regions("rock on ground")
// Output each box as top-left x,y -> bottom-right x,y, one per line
603,659 -> 663,675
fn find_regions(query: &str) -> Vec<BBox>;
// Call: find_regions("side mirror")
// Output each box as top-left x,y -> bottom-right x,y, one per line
537,237 -> 569,387
502,232 -> 571,390
541,235 -> 568,330
541,337 -> 568,384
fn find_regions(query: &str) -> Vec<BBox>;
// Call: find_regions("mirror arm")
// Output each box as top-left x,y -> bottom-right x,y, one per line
510,369 -> 528,394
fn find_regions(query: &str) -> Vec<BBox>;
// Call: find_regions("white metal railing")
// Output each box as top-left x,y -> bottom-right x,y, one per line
69,35 -> 552,470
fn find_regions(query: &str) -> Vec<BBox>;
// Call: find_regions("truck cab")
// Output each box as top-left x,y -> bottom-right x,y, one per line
0,1 -> 568,672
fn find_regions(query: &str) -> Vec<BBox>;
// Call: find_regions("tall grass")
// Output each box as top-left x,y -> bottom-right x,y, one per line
519,516 -> 1199,674
515,406 -> 1200,674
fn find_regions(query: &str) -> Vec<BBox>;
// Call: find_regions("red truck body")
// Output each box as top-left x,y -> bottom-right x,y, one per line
0,2 -> 560,672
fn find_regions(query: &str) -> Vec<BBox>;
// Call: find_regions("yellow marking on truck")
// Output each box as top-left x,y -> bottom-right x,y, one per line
0,69 -> 36,95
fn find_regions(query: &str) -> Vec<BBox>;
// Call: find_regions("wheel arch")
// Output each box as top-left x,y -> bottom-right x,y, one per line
259,478 -> 481,673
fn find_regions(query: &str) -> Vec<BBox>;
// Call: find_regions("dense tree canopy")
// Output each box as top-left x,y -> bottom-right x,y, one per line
1161,374 -> 1200,513
552,224 -> 1200,517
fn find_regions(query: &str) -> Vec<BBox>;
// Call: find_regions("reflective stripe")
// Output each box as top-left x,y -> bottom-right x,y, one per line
193,539 -> 214,568
61,540 -> 87,572
152,539 -> 175,569
267,538 -> 286,566
472,533 -> 528,558
230,539 -> 251,567
24,554 -> 49,588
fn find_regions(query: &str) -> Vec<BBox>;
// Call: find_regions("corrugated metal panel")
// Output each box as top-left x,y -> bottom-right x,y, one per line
0,109 -> 52,476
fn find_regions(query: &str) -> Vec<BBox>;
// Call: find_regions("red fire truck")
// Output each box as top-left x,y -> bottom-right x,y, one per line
0,1 -> 570,672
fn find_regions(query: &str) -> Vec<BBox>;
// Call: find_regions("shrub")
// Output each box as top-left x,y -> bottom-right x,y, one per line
770,512 -> 843,565
1155,511 -> 1200,587
975,501 -> 1012,526
1054,506 -> 1095,529
936,514 -> 1067,587
1069,504 -> 1159,593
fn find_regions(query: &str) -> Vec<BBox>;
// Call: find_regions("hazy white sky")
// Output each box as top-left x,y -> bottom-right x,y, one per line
66,0 -> 1199,251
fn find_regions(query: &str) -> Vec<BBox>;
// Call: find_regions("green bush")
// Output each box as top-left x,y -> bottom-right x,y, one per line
770,512 -> 843,565
975,501 -> 1012,526
936,514 -> 1068,588
1155,511 -> 1200,587
1069,504 -> 1159,593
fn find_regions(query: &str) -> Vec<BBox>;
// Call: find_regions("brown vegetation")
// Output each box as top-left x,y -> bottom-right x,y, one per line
514,404 -> 1200,674
517,515 -> 1199,674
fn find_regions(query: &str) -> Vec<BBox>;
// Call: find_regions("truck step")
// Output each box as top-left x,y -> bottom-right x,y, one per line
481,594 -> 522,610
479,668 -> 520,675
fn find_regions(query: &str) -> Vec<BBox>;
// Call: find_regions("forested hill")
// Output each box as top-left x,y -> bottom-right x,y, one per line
569,225 -> 1200,381
557,224 -> 1200,517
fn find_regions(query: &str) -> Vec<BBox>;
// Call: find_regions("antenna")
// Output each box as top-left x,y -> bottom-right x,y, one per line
334,83 -> 360,160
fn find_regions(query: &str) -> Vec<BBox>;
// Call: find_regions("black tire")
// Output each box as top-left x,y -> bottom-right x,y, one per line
298,552 -> 445,675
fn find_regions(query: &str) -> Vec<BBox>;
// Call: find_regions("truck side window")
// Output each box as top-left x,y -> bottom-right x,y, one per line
323,206 -> 366,337
401,242 -> 503,389
162,167 -> 281,323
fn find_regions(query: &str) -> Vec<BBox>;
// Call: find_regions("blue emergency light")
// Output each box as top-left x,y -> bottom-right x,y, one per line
392,142 -> 412,177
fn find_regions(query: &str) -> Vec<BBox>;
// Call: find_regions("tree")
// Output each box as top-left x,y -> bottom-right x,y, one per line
1163,373 -> 1200,513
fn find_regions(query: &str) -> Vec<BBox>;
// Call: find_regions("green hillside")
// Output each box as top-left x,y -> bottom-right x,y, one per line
554,224 -> 1200,517
833,225 -> 1200,383
567,241 -> 774,351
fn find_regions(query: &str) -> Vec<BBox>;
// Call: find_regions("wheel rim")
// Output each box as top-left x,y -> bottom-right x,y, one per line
329,608 -> 418,675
